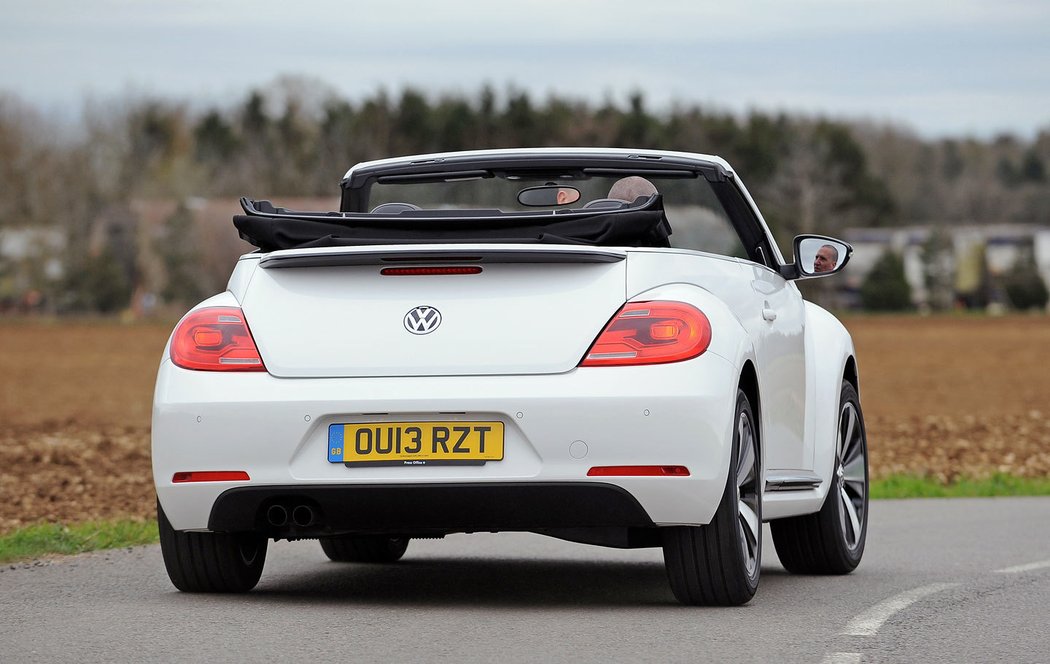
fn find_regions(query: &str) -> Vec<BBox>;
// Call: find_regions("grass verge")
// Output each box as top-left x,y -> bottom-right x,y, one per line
0,520 -> 158,565
871,473 -> 1050,499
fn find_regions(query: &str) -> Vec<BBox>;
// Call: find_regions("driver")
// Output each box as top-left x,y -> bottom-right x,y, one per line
608,176 -> 658,204
813,244 -> 839,273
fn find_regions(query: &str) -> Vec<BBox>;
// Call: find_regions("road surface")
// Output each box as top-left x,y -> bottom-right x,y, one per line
2,498 -> 1048,663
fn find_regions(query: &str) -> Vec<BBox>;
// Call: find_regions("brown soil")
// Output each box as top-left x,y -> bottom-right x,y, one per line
850,315 -> 1050,483
1,315 -> 1048,534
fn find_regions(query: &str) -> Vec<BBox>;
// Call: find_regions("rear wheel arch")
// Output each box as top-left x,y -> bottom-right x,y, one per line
738,360 -> 761,465
843,355 -> 859,394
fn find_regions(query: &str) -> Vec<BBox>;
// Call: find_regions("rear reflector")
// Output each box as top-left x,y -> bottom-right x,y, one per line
587,465 -> 690,477
170,307 -> 266,372
381,266 -> 483,276
581,301 -> 711,367
172,471 -> 251,483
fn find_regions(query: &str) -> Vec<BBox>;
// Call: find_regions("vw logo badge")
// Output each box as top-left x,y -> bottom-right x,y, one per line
404,306 -> 442,335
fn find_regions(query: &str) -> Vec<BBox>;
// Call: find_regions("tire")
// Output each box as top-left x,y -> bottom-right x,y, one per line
662,389 -> 762,606
157,500 -> 267,593
771,380 -> 868,574
320,535 -> 410,563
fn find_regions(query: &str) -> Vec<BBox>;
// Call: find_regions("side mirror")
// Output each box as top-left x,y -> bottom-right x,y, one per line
785,235 -> 852,279
517,185 -> 581,207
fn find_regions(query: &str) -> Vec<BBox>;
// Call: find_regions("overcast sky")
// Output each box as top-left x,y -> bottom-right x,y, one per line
3,0 -> 1048,140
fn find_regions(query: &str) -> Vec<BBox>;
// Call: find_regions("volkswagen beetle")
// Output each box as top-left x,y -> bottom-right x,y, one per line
152,148 -> 869,605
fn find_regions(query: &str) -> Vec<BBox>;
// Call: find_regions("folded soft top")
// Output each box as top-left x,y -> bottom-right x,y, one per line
233,196 -> 672,252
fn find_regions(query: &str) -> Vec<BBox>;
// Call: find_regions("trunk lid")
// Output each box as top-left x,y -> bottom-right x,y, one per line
240,245 -> 627,378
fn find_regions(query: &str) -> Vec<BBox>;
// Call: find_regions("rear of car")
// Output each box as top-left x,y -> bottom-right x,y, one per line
153,244 -> 738,538
152,148 -> 868,605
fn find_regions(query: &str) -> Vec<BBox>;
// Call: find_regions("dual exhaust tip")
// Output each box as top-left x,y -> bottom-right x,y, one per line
266,503 -> 316,528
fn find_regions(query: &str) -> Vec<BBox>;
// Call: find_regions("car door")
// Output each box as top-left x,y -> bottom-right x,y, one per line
742,263 -> 808,472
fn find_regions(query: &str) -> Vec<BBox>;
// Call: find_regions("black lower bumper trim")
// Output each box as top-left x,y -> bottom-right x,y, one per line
207,482 -> 655,536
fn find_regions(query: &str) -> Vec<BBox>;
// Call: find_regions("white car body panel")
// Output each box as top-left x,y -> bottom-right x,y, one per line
624,251 -> 807,474
240,253 -> 627,378
740,262 -> 808,471
153,352 -> 739,530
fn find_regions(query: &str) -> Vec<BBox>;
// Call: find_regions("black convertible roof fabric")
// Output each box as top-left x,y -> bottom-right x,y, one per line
233,197 -> 672,252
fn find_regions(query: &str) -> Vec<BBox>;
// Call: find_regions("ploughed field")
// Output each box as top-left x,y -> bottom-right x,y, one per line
1,316 -> 1048,534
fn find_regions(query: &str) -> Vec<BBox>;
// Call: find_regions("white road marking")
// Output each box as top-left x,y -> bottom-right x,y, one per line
994,559 -> 1050,574
821,653 -> 862,664
842,583 -> 959,636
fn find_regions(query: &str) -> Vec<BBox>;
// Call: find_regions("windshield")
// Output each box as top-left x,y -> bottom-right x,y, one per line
365,172 -> 748,259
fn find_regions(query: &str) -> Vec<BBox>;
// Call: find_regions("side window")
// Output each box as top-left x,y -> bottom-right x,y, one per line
666,205 -> 749,258
658,178 -> 750,259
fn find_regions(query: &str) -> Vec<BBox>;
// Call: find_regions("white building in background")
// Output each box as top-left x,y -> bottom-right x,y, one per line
0,228 -> 65,309
842,224 -> 1050,309
0,228 -> 65,278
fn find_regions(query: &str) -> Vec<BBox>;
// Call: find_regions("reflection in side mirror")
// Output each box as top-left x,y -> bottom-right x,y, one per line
794,235 -> 852,278
517,185 -> 581,207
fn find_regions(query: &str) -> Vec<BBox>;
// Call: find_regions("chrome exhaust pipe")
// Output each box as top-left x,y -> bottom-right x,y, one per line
292,505 -> 315,527
266,504 -> 288,527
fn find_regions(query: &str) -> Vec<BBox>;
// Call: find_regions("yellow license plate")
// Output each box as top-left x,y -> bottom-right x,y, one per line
328,421 -> 504,466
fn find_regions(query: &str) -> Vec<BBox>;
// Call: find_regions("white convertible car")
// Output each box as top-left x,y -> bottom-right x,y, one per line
152,148 -> 868,605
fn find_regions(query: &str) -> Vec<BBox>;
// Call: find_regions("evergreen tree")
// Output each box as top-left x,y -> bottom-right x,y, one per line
159,203 -> 207,307
64,246 -> 132,313
861,250 -> 912,311
1003,247 -> 1049,310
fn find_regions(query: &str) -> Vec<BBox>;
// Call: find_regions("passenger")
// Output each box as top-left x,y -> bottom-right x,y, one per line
607,176 -> 658,204
813,244 -> 839,273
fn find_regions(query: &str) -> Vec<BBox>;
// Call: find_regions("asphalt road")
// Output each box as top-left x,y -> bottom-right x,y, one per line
2,498 -> 1048,663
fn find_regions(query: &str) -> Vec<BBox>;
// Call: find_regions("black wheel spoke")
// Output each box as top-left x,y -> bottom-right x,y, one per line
736,415 -> 756,488
839,403 -> 856,461
839,486 -> 861,546
837,397 -> 866,551
843,454 -> 866,485
736,410 -> 760,575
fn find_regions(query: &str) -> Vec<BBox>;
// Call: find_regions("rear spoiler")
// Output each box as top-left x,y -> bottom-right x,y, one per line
234,196 -> 671,253
258,244 -> 627,269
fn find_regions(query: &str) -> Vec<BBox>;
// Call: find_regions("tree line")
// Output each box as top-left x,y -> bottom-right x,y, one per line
1,78 -> 1048,314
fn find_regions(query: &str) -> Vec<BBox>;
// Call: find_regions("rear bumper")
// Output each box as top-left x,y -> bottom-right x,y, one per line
209,481 -> 654,537
153,353 -> 740,531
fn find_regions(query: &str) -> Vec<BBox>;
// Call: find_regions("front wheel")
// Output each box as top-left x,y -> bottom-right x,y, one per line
157,500 -> 267,593
662,389 -> 761,606
771,380 -> 868,574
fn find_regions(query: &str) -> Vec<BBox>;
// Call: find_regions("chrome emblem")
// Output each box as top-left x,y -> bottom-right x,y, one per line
404,306 -> 442,335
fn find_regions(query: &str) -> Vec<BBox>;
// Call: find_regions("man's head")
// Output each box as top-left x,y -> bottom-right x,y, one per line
607,176 -> 658,203
814,244 -> 839,273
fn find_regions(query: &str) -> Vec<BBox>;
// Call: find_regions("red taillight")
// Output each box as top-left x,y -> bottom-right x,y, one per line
587,466 -> 691,477
381,266 -> 483,276
172,471 -> 251,483
170,307 -> 266,372
580,301 -> 711,366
